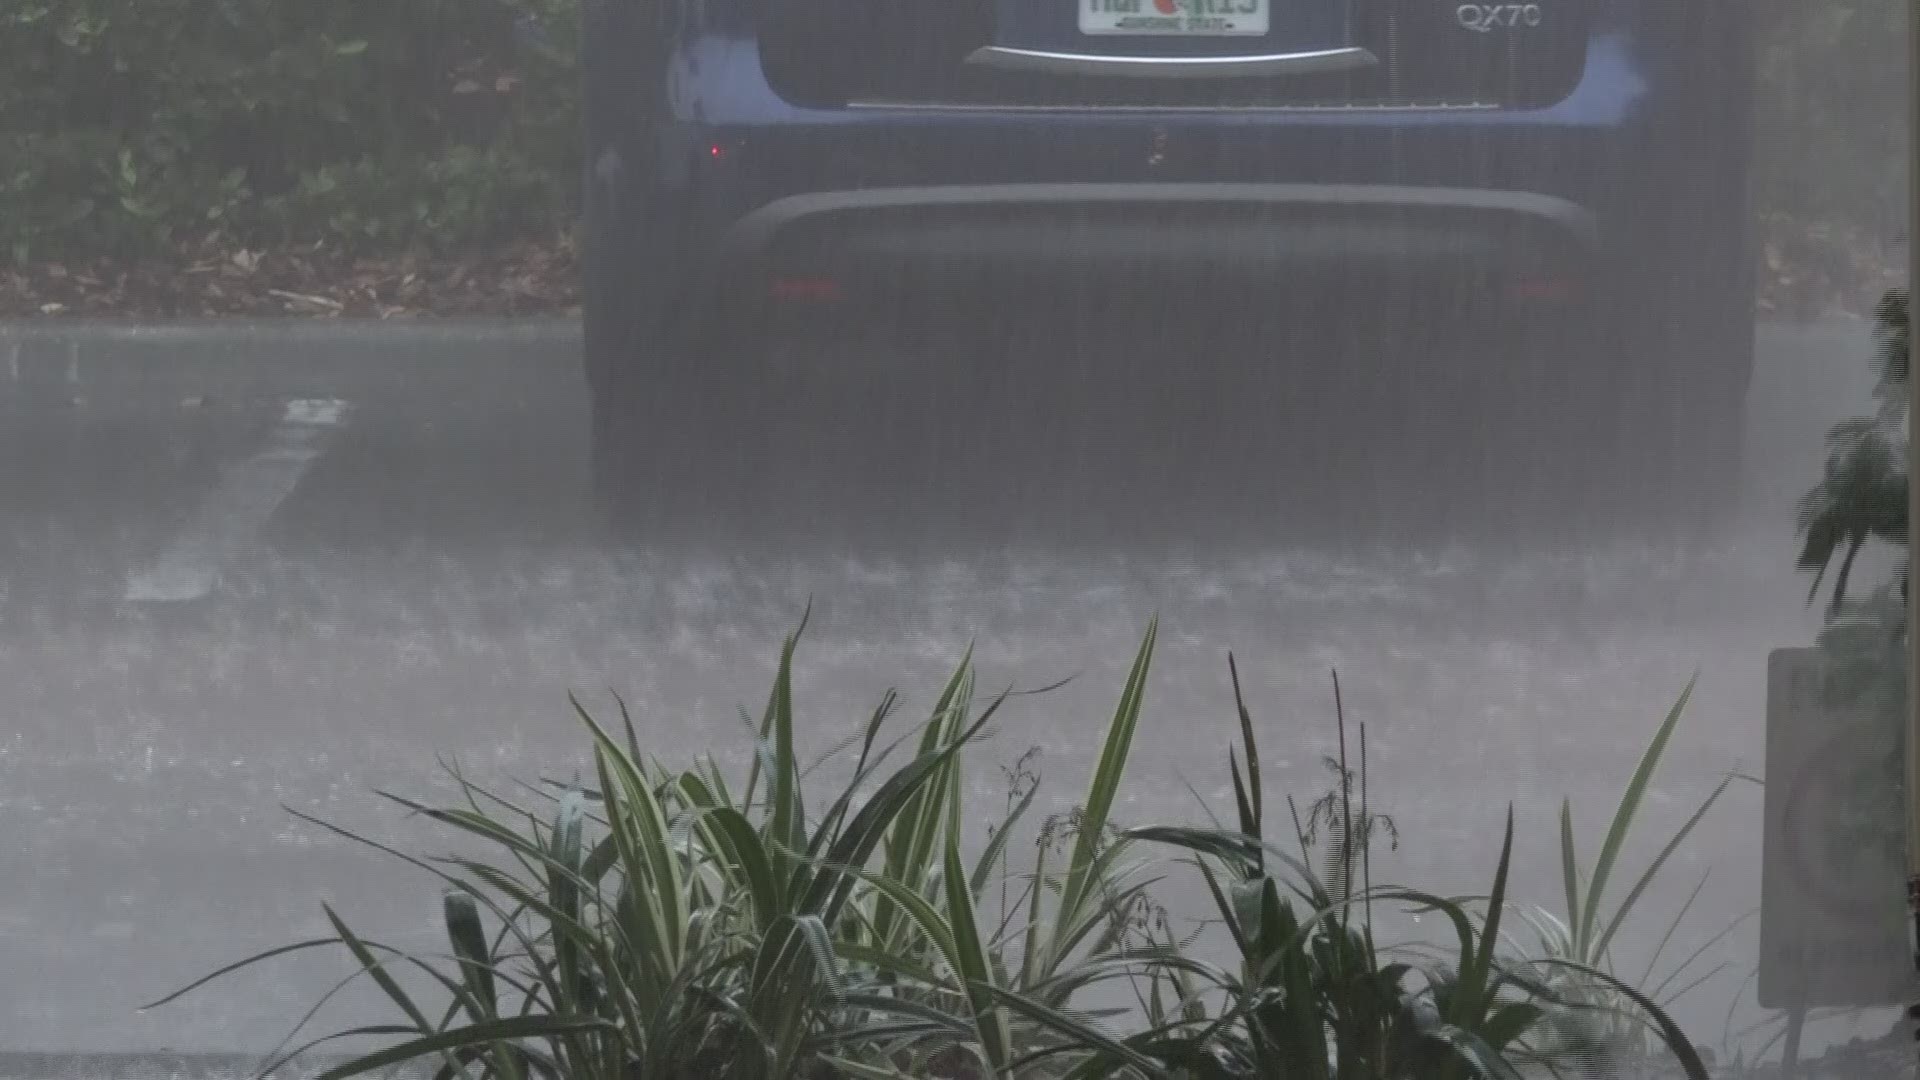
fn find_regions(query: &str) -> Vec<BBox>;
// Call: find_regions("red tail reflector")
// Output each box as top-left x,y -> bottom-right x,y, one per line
769,277 -> 842,302
1507,277 -> 1579,303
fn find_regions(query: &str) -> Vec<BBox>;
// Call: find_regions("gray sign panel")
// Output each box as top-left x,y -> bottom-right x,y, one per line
1760,648 -> 1915,1010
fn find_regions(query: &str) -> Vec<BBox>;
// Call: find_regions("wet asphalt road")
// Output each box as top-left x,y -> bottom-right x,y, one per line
0,318 -> 1895,1064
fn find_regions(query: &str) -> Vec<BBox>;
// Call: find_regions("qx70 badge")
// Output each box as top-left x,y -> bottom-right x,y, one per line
1456,2 -> 1543,31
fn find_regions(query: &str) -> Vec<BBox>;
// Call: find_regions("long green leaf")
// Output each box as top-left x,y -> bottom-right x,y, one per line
1423,1022 -> 1527,1080
579,703 -> 688,974
1640,870 -> 1712,988
1461,807 -> 1517,1027
837,990 -> 978,1037
810,691 -> 908,847
802,707 -> 994,924
546,793 -> 591,1017
376,796 -> 556,870
875,654 -> 975,950
1649,909 -> 1755,1004
1040,858 -> 1162,995
431,859 -> 618,983
978,983 -> 1172,1079
1022,947 -> 1228,1005
686,801 -> 783,929
944,832 -> 1013,1071
1020,830 -> 1050,990
970,778 -> 1039,899
1581,679 -> 1694,949
769,629 -> 804,854
323,904 -> 436,1034
835,941 -> 949,990
254,1026 -> 427,1080
845,866 -> 961,978
1123,824 -> 1313,884
852,688 -> 900,785
745,606 -> 810,810
315,1016 -> 612,1080
443,891 -> 498,1019
318,907 -> 506,1080
445,890 -> 527,1080
1055,619 -> 1157,945
1228,653 -> 1263,840
254,963 -> 443,1080
817,1056 -> 920,1080
1558,799 -> 1581,942
141,939 -> 345,1010
1590,773 -> 1732,963
1480,1000 -> 1546,1055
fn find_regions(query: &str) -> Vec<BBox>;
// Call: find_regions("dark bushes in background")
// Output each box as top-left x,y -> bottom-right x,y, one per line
0,0 -> 579,262
0,0 -> 1905,298
1753,0 -> 1910,315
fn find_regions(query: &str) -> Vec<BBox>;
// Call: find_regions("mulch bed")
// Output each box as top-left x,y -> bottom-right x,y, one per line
0,233 -> 580,320
1757,212 -> 1909,323
0,216 -> 1898,322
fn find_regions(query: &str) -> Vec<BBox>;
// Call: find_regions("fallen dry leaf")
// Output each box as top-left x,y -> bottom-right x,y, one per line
268,288 -> 346,311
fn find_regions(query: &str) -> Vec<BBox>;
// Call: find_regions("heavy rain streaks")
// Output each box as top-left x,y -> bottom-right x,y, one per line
0,0 -> 1910,1075
637,292 -> 1648,558
0,314 -> 1887,1066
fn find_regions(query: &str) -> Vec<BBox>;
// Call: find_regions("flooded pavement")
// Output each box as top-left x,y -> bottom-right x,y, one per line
0,319 -> 1899,1065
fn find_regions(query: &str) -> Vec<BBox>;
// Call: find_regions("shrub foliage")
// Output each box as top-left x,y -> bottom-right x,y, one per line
0,0 -> 1903,278
153,624 -> 1719,1080
0,0 -> 579,262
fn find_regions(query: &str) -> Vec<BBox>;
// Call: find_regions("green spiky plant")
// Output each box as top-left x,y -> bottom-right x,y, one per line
148,620 -> 1176,1080
150,623 -> 1713,1080
984,660 -> 1712,1080
151,619 -> 1010,1080
821,614 -> 1167,1076
1509,678 -> 1752,1070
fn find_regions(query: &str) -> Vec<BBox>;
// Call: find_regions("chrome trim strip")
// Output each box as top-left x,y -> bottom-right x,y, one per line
843,99 -> 1498,113
962,45 -> 1378,79
718,183 -> 1600,261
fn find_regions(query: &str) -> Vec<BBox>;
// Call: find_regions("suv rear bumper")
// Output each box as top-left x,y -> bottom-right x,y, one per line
720,183 -> 1596,261
680,181 -> 1599,331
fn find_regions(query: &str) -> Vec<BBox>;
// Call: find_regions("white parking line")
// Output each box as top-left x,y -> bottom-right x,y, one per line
123,398 -> 350,603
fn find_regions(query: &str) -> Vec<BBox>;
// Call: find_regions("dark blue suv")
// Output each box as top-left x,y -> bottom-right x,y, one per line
579,0 -> 1755,532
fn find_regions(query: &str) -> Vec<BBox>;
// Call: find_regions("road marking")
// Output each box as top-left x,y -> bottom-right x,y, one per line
123,398 -> 350,603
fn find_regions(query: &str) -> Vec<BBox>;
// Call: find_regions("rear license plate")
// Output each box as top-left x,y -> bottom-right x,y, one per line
1080,0 -> 1269,36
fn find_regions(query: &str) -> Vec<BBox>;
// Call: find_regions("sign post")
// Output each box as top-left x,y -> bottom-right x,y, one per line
1910,0 -> 1920,997
1906,0 -> 1920,1061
